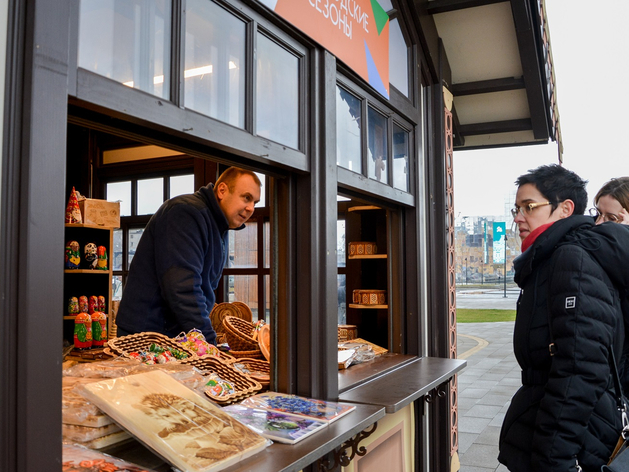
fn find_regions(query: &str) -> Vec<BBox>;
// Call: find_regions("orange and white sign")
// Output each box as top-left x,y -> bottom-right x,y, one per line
258,0 -> 390,98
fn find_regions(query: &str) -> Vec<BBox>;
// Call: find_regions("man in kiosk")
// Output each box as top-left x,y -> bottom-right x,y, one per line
116,167 -> 261,346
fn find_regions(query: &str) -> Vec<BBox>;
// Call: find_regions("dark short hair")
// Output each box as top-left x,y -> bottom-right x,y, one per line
214,167 -> 262,193
515,164 -> 588,215
594,177 -> 629,210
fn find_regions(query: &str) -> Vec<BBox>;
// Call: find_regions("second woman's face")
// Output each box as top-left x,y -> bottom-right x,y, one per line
595,194 -> 624,224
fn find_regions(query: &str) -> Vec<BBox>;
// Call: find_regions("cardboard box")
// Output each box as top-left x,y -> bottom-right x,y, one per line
79,199 -> 120,228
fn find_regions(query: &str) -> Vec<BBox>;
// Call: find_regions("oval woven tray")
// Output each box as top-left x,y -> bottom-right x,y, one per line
179,355 -> 262,405
210,302 -> 246,341
228,348 -> 263,359
223,316 -> 259,352
231,358 -> 270,387
106,332 -> 197,360
231,301 -> 253,322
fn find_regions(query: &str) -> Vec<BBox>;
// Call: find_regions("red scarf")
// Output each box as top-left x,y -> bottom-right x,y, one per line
521,222 -> 555,252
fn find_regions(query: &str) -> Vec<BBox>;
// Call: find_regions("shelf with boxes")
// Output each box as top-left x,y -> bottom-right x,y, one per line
344,205 -> 389,349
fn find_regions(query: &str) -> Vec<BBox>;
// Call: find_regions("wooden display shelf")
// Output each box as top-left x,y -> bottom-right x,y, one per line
64,269 -> 112,274
348,254 -> 387,259
349,303 -> 388,309
65,222 -> 117,230
63,313 -> 110,320
348,205 -> 381,212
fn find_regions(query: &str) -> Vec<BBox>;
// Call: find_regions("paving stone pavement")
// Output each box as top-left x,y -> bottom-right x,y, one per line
456,321 -> 519,472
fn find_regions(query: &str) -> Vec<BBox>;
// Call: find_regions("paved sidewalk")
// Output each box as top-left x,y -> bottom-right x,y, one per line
456,322 -> 519,472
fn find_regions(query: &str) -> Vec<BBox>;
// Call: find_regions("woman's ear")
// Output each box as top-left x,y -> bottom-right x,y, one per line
558,199 -> 575,218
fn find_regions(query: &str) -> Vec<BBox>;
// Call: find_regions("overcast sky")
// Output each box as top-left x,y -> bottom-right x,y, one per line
454,0 -> 629,219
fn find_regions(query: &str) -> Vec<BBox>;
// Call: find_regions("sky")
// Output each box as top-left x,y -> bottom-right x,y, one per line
454,0 -> 629,219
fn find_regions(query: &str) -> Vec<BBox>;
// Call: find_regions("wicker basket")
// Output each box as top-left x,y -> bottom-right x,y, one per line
179,355 -> 262,405
106,332 -> 197,360
231,301 -> 253,322
228,348 -> 263,359
231,358 -> 270,389
223,316 -> 260,352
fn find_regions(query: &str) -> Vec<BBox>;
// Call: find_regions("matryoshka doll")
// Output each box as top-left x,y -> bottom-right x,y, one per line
74,312 -> 92,349
84,242 -> 98,269
98,295 -> 106,313
88,295 -> 98,314
91,311 -> 107,347
67,297 -> 79,315
96,246 -> 108,270
64,241 -> 80,269
79,295 -> 88,313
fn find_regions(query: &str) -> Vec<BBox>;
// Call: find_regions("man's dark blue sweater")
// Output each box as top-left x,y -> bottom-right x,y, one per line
116,184 -> 237,345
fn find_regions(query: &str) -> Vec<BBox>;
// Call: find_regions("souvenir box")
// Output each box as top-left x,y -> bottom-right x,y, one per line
348,241 -> 377,256
79,198 -> 120,228
352,289 -> 386,305
337,324 -> 358,342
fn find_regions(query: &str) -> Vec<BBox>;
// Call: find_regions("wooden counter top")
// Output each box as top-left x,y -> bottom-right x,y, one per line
338,356 -> 467,413
105,402 -> 385,472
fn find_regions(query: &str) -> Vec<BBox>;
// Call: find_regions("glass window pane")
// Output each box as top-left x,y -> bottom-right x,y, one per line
264,221 -> 270,268
337,220 -> 346,268
393,123 -> 409,192
184,0 -> 245,128
368,106 -> 388,184
336,86 -> 362,173
229,275 -> 258,316
264,274 -> 270,324
78,0 -> 171,99
228,221 -> 257,268
256,33 -> 299,149
137,177 -> 163,215
106,181 -> 131,217
169,174 -> 194,198
338,274 -> 346,324
128,227 -> 145,268
255,172 -> 266,208
379,0 -> 393,10
113,229 -> 123,271
112,275 -> 123,301
389,19 -> 409,97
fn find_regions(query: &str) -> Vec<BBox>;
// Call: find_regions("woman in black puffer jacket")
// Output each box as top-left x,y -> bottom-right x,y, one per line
498,165 -> 629,472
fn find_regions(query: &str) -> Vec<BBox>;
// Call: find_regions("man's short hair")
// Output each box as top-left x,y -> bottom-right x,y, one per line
214,167 -> 262,193
595,177 -> 629,210
515,164 -> 588,215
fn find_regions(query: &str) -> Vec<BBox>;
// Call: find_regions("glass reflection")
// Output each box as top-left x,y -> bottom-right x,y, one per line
336,86 -> 362,173
368,106 -> 388,184
228,221 -> 257,268
78,0 -> 171,99
229,274 -> 258,315
128,228 -> 144,268
393,123 -> 409,192
256,34 -> 299,149
137,178 -> 164,215
389,19 -> 409,97
184,0 -> 246,128
113,229 -> 123,271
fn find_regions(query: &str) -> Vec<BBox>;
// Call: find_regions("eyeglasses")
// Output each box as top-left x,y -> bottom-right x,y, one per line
588,207 -> 620,223
511,201 -> 552,219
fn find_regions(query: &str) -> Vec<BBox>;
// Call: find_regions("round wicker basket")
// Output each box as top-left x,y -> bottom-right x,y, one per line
223,316 -> 262,354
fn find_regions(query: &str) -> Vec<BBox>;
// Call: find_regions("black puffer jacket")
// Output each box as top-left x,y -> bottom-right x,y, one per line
498,216 -> 629,472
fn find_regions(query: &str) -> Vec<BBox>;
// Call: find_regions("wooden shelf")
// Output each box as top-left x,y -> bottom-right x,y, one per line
349,304 -> 388,309
348,205 -> 381,212
348,254 -> 387,260
64,313 -> 110,320
65,269 -> 112,274
65,223 -> 116,230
